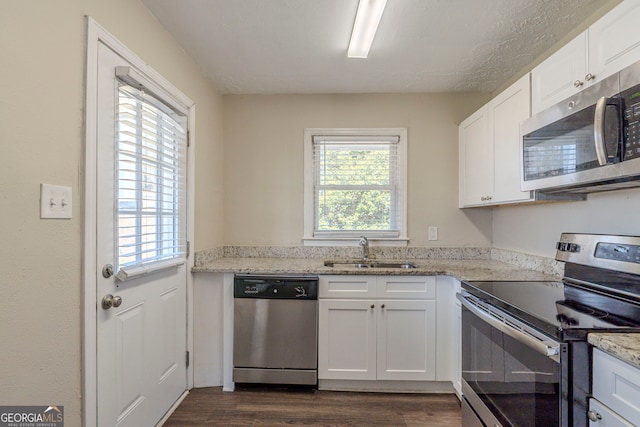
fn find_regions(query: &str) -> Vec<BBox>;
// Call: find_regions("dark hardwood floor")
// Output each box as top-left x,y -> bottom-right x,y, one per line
163,386 -> 461,426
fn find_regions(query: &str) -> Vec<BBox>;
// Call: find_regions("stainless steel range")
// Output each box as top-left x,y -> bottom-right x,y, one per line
459,233 -> 640,427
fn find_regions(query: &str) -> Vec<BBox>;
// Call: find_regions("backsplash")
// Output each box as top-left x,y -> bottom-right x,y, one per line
222,245 -> 491,260
194,246 -> 224,266
491,248 -> 564,277
194,245 -> 564,277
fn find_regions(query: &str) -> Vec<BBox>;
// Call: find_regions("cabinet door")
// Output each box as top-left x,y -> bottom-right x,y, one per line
318,299 -> 376,380
588,1 -> 640,84
531,32 -> 587,115
490,73 -> 532,204
376,300 -> 436,381
459,106 -> 493,207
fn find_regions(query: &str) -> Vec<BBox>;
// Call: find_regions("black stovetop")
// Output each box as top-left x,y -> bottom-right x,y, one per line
461,275 -> 640,341
462,234 -> 640,341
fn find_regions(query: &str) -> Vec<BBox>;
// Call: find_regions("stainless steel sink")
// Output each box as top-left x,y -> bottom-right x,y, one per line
370,262 -> 417,269
323,260 -> 417,269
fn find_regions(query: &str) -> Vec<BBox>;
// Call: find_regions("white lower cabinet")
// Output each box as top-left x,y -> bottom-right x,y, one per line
590,348 -> 640,426
377,299 -> 436,380
318,299 -> 377,380
318,275 -> 439,384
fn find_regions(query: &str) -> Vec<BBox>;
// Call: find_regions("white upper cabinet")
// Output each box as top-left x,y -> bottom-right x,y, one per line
490,74 -> 532,203
531,32 -> 588,115
459,74 -> 532,208
588,0 -> 640,84
532,1 -> 640,115
459,105 -> 493,207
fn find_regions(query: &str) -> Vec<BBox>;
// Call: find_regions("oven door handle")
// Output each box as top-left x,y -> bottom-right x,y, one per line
458,293 -> 560,361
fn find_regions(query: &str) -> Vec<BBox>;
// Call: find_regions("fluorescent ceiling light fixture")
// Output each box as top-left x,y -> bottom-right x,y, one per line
347,0 -> 388,58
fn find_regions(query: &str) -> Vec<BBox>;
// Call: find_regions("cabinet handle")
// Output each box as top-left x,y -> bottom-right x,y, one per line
381,304 -> 385,309
587,410 -> 601,422
574,80 -> 584,88
585,73 -> 595,82
370,304 -> 375,309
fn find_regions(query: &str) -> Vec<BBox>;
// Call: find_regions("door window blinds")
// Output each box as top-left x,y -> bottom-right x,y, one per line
312,135 -> 400,238
115,83 -> 187,280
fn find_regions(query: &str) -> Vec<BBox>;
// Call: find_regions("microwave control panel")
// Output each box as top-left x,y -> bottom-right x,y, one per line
622,87 -> 640,160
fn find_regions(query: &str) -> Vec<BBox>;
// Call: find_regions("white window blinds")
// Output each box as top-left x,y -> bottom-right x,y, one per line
312,135 -> 400,238
115,83 -> 187,280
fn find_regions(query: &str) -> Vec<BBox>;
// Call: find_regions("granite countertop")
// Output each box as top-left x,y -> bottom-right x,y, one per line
589,333 -> 640,369
192,257 -> 559,282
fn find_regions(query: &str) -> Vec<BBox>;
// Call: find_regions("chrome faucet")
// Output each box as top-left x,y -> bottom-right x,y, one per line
358,236 -> 369,260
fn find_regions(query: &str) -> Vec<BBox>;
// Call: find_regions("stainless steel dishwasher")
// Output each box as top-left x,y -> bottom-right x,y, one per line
233,274 -> 318,385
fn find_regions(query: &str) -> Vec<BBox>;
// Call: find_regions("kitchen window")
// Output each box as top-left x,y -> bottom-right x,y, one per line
303,128 -> 407,244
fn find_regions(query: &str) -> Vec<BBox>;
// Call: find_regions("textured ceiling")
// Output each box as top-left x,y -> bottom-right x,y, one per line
142,0 -> 608,94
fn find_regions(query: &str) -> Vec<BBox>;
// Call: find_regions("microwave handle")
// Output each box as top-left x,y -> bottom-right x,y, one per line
458,293 -> 560,361
594,97 -> 609,166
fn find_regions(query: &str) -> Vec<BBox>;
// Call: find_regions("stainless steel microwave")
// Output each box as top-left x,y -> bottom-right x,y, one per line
520,60 -> 640,194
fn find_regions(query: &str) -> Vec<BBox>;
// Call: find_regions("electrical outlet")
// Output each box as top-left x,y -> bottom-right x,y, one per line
40,184 -> 72,219
428,226 -> 438,241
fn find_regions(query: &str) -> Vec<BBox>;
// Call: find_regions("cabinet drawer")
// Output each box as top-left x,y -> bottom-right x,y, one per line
589,398 -> 634,427
593,349 -> 640,426
319,275 -> 377,299
376,276 -> 436,299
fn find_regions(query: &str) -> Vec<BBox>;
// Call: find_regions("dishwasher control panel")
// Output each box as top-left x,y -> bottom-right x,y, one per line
234,275 -> 318,300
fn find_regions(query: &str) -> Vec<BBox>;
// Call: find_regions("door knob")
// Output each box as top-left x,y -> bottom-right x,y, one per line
102,294 -> 123,310
585,73 -> 595,81
574,80 -> 584,88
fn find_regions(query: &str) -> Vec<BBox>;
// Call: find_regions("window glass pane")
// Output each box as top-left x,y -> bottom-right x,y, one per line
116,84 -> 186,271
318,144 -> 392,186
313,137 -> 399,235
317,189 -> 392,231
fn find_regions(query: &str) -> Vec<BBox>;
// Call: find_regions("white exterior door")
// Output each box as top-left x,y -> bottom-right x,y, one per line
95,41 -> 188,427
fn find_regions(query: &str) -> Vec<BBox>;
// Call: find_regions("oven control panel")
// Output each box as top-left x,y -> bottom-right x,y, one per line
595,242 -> 640,264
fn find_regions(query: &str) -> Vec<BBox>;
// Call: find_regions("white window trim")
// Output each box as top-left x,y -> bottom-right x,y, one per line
303,128 -> 408,246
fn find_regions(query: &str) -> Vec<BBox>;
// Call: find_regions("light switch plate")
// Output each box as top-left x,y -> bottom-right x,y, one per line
40,184 -> 72,219
428,226 -> 438,241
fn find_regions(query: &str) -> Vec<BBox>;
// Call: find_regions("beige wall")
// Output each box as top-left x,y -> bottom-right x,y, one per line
493,188 -> 640,257
223,93 -> 492,247
0,1 -> 222,425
